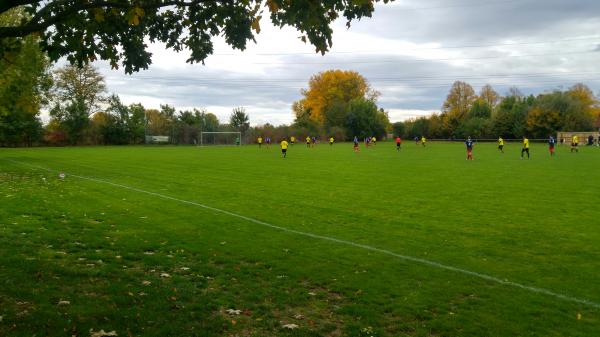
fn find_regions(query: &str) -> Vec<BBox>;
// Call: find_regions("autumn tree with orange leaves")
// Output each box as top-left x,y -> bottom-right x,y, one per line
293,70 -> 379,126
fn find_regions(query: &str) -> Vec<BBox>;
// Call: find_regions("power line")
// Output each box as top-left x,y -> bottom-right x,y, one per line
212,36 -> 600,56
123,71 -> 600,84
244,50 -> 598,65
114,78 -> 600,90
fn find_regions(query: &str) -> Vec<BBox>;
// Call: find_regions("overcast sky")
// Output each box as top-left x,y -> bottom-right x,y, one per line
91,0 -> 600,126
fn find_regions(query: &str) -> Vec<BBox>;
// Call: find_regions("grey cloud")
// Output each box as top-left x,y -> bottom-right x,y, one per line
88,0 -> 600,123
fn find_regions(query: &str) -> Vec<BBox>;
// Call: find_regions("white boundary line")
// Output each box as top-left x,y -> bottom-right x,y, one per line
5,158 -> 600,310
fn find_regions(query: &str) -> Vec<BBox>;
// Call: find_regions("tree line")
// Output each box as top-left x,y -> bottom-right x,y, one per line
394,82 -> 600,140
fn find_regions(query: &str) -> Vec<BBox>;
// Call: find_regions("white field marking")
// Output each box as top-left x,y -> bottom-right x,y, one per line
6,158 -> 600,310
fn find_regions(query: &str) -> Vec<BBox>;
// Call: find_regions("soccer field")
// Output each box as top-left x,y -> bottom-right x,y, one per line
1,142 -> 599,336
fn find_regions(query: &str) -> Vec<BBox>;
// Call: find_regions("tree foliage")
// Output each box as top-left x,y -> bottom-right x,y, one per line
229,107 -> 250,134
0,0 -> 392,73
0,7 -> 51,146
442,81 -> 477,132
344,98 -> 388,139
402,83 -> 598,140
49,63 -> 106,143
294,69 -> 377,125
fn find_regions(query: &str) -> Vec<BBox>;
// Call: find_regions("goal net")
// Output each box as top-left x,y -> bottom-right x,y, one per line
200,132 -> 242,146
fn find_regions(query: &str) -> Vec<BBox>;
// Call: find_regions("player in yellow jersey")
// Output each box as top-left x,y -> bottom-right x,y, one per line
498,137 -> 504,153
306,136 -> 311,148
371,136 -> 377,145
280,138 -> 289,158
257,136 -> 263,148
421,136 -> 427,147
329,137 -> 334,146
290,136 -> 295,146
571,135 -> 579,153
521,136 -> 530,159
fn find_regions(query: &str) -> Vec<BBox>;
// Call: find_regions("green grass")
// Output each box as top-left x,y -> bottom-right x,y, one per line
1,141 -> 599,336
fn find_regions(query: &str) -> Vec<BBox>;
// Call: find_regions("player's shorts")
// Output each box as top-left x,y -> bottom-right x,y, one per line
572,143 -> 578,147
353,143 -> 359,148
498,145 -> 503,149
549,145 -> 555,150
282,149 -> 287,154
467,149 -> 473,154
396,143 -> 401,146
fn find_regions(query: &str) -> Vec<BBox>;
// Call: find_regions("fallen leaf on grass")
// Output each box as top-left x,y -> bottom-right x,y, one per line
282,323 -> 299,329
160,273 -> 170,278
142,280 -> 151,286
90,329 -> 118,337
180,267 -> 190,271
58,300 -> 70,306
143,251 -> 154,255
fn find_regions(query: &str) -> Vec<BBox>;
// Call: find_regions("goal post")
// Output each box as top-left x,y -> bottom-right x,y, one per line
199,132 -> 242,146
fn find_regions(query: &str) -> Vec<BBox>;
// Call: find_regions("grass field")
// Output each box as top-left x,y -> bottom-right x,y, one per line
1,141 -> 599,336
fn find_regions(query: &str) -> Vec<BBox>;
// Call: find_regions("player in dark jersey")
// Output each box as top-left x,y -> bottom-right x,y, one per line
548,135 -> 556,157
353,136 -> 360,152
465,136 -> 474,160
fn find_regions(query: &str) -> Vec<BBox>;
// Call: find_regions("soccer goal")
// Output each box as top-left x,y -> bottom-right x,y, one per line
200,132 -> 242,146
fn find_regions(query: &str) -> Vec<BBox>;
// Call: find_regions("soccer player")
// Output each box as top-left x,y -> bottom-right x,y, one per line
353,136 -> 360,152
371,136 -> 377,145
364,136 -> 370,148
306,136 -> 311,148
571,135 -> 579,153
421,136 -> 427,147
329,136 -> 334,146
414,136 -> 419,145
266,136 -> 271,147
257,136 -> 263,148
548,135 -> 556,156
498,137 -> 504,153
465,136 -> 474,160
280,138 -> 289,158
290,136 -> 296,146
396,136 -> 402,151
521,136 -> 530,159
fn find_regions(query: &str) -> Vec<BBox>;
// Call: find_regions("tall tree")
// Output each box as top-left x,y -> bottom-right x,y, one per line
469,98 -> 492,119
526,106 -> 561,138
0,7 -> 51,146
0,1 -> 392,73
49,63 -> 106,143
479,84 -> 500,108
128,103 -> 146,144
294,69 -> 377,125
229,107 -> 250,135
442,81 -> 477,134
344,98 -> 387,139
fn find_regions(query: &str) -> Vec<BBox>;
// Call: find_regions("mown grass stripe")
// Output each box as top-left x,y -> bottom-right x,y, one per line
7,158 -> 600,310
